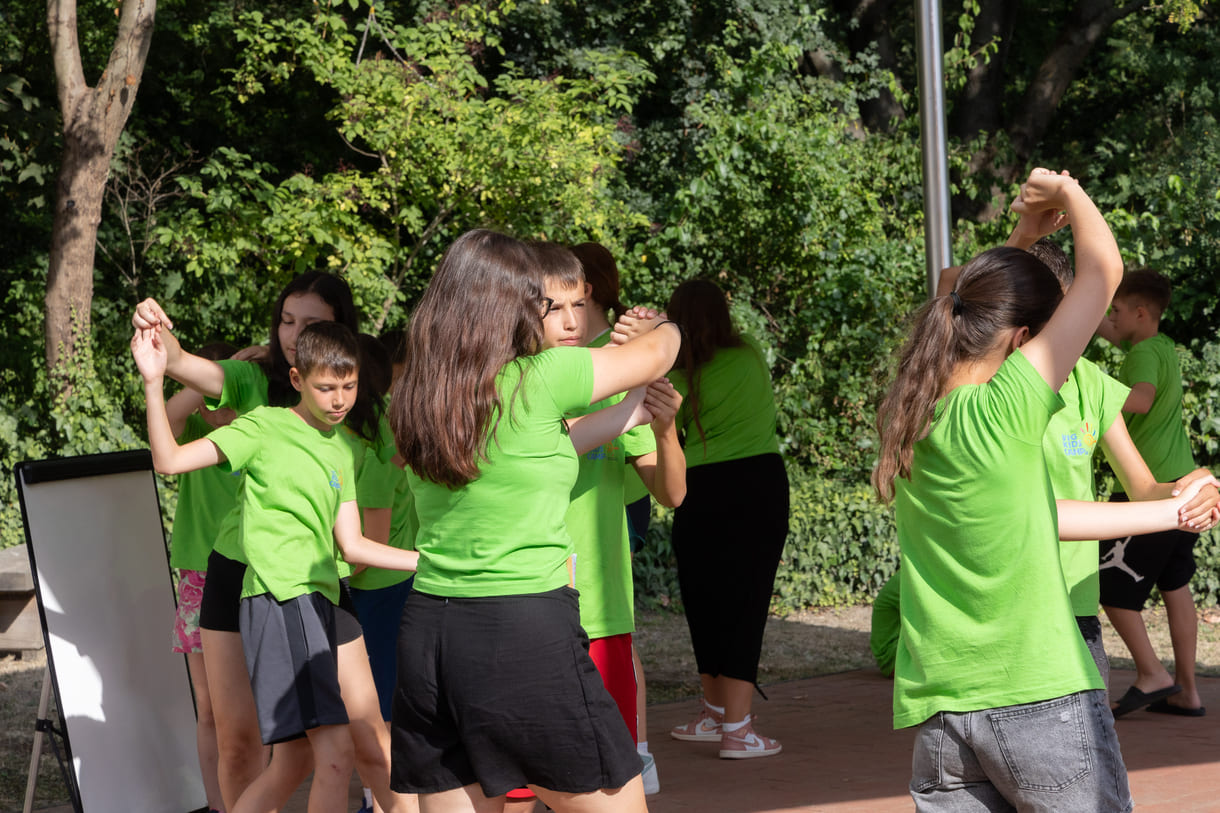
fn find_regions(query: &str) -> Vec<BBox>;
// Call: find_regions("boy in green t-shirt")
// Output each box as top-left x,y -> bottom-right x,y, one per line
133,320 -> 420,812
1095,270 -> 1208,716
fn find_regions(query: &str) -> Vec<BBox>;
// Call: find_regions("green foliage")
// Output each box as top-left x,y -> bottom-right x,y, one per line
633,467 -> 899,615
152,0 -> 654,330
771,471 -> 897,612
0,330 -> 147,550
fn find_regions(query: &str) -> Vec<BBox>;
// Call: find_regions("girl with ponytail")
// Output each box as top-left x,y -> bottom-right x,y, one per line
875,169 -> 1215,810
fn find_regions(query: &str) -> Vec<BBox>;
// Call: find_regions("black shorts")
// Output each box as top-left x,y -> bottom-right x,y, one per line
1098,495 -> 1197,611
240,592 -> 348,745
389,586 -> 640,797
335,577 -> 363,646
199,550 -> 246,633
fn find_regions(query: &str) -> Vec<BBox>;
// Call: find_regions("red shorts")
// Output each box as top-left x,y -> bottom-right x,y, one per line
588,632 -> 637,744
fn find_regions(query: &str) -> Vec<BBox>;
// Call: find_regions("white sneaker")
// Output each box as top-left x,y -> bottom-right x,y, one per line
670,699 -> 723,742
640,751 -> 661,795
719,720 -> 782,759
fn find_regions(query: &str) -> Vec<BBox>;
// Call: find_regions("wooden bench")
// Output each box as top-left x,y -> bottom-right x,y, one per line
0,544 -> 44,652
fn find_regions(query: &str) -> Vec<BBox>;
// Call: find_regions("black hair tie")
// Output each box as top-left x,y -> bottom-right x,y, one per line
950,291 -> 964,316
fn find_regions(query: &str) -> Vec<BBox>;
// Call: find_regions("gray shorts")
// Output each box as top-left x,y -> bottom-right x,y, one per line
240,592 -> 348,744
911,690 -> 1132,812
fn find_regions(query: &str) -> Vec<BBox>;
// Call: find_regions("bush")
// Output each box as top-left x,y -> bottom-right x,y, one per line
633,467 -> 898,615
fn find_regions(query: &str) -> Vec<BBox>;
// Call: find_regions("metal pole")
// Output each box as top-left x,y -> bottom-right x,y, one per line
916,1 -> 953,298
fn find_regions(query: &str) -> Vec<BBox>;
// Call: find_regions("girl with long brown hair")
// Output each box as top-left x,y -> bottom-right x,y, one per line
388,229 -> 680,813
874,169 -> 1214,810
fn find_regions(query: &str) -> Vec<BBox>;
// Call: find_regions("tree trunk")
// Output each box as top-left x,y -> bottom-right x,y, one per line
45,0 -> 156,386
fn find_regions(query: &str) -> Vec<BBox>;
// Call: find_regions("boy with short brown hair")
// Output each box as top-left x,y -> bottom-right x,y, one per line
1096,269 -> 1205,716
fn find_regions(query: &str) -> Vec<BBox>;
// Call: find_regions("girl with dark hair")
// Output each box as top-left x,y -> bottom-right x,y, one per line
623,278 -> 789,759
132,276 -> 411,813
874,169 -> 1214,810
388,229 -> 680,813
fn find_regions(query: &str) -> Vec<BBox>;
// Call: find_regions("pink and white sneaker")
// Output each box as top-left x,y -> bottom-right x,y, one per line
670,700 -> 724,742
719,720 -> 782,759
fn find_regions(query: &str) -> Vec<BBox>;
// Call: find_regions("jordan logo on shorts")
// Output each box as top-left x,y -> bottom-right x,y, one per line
1100,536 -> 1145,582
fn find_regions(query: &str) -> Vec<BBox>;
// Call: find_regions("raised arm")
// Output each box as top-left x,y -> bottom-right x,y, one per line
132,298 -> 227,398
937,205 -> 1071,298
1016,171 -> 1123,390
588,317 -> 681,403
630,379 -> 686,508
131,329 -> 226,475
333,501 -> 419,571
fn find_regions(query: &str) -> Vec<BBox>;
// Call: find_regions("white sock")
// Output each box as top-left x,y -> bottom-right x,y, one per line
704,699 -> 725,714
637,740 -> 650,756
722,714 -> 751,733
363,788 -> 373,809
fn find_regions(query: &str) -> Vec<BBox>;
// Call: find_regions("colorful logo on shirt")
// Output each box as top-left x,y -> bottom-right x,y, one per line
585,437 -> 623,463
329,469 -> 343,490
1060,422 -> 1098,457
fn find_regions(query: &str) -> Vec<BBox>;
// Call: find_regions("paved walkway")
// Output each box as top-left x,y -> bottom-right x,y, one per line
38,668 -> 1216,812
644,667 -> 1217,812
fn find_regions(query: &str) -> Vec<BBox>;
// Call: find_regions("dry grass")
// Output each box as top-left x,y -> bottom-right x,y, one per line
5,604 -> 1220,811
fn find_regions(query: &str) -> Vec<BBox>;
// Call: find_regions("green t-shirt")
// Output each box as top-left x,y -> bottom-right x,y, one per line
408,347 -> 594,598
668,336 -> 779,468
203,359 -> 273,564
349,409 -> 417,591
208,406 -> 357,604
1043,358 -> 1129,616
565,394 -> 656,639
870,573 -> 901,678
169,413 -> 242,572
1119,333 -> 1194,483
892,350 -> 1102,729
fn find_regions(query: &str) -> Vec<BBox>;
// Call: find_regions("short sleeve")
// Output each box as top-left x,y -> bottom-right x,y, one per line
621,423 -> 656,459
1097,368 -> 1131,435
529,347 -> 594,415
1119,342 -> 1160,389
204,359 -> 269,413
207,410 -> 266,471
985,349 -> 1065,444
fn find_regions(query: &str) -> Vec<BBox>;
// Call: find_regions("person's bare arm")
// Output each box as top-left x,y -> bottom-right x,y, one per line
131,329 -> 226,475
1101,418 -> 1219,527
1057,473 -> 1218,539
567,388 -> 652,455
132,298 -> 227,397
1016,171 -> 1123,390
361,507 -> 392,545
629,379 -> 686,508
1122,382 -> 1155,415
589,318 -> 680,403
166,388 -> 205,439
333,501 -> 419,570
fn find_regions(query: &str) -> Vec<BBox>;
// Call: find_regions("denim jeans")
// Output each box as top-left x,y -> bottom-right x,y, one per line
911,690 -> 1132,812
1076,615 -> 1111,696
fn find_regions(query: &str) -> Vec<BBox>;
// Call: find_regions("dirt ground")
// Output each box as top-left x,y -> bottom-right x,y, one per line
3,604 -> 1218,811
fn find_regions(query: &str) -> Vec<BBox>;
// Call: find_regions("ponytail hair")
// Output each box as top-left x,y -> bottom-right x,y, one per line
666,278 -> 744,448
873,247 -> 1062,502
570,242 -> 626,319
391,229 -> 544,489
